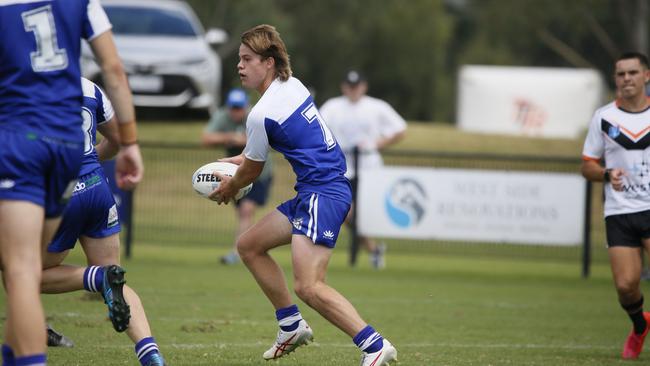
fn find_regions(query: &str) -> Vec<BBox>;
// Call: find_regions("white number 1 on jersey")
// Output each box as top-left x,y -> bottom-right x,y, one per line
302,103 -> 337,150
22,5 -> 68,72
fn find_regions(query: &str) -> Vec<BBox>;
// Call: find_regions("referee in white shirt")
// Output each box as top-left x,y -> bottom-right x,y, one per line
320,70 -> 407,269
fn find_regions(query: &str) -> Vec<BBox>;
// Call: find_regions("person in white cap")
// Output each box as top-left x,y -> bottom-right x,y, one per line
320,70 -> 407,269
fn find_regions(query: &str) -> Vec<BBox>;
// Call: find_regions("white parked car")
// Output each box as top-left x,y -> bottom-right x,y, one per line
82,0 -> 227,114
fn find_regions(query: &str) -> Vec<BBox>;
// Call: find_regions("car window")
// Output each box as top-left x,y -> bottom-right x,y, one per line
105,6 -> 198,37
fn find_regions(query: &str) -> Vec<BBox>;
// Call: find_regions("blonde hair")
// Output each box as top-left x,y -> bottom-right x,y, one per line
241,24 -> 292,81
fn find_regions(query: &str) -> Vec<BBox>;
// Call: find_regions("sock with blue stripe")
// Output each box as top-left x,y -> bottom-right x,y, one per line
14,354 -> 46,366
353,325 -> 384,353
2,344 -> 14,366
83,265 -> 105,292
276,304 -> 302,332
135,337 -> 161,366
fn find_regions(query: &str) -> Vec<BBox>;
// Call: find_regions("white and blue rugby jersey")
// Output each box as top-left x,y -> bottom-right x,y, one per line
79,77 -> 114,176
0,0 -> 111,141
243,77 -> 350,201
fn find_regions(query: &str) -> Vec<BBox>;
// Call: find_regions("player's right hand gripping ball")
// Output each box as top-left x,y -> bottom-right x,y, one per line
192,162 -> 252,201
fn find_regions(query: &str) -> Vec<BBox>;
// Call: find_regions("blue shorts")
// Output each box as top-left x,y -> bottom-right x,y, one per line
47,168 -> 121,253
277,192 -> 350,248
0,130 -> 83,217
237,176 -> 272,206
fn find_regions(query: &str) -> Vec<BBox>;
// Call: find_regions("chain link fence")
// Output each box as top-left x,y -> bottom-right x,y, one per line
124,143 -> 605,269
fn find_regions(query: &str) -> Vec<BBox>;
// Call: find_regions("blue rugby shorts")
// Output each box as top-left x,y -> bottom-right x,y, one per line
277,191 -> 351,248
47,167 -> 120,253
0,130 -> 83,217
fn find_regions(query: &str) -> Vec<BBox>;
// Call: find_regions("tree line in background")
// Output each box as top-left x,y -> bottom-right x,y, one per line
185,0 -> 648,123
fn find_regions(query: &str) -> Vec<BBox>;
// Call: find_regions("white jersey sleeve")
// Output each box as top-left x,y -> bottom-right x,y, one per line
85,0 -> 112,41
243,110 -> 270,162
95,84 -> 115,124
582,105 -> 608,161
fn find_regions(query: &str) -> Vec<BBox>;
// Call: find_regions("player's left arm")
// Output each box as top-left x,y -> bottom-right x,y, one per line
90,31 -> 143,190
210,158 -> 264,204
96,116 -> 120,161
219,153 -> 245,166
581,158 -> 626,191
228,157 -> 264,189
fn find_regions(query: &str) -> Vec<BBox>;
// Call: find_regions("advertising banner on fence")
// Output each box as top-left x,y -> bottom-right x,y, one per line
457,65 -> 604,139
357,167 -> 586,246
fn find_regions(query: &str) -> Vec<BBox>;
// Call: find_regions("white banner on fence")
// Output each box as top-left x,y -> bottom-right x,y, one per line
357,167 -> 586,246
457,65 -> 604,139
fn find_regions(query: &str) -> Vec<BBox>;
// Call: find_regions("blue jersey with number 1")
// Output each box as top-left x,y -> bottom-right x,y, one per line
0,0 -> 111,141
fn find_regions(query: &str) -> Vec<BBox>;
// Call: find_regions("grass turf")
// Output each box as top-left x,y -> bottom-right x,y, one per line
2,241 -> 641,365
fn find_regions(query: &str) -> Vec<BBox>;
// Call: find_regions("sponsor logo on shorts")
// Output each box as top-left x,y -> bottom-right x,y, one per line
292,217 -> 303,230
0,179 -> 15,189
73,174 -> 102,194
323,230 -> 334,239
107,204 -> 119,228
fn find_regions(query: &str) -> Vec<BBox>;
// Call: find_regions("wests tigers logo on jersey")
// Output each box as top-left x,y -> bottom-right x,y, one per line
608,125 -> 621,139
601,119 -> 650,150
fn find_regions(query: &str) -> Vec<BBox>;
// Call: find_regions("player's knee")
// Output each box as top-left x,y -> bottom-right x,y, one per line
615,277 -> 640,297
294,282 -> 319,305
3,265 -> 41,290
236,234 -> 256,260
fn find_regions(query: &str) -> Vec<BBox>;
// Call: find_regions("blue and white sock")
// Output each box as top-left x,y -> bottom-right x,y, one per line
276,304 -> 302,332
83,265 -> 104,293
135,337 -> 161,366
14,354 -> 46,366
353,325 -> 384,353
2,344 -> 14,366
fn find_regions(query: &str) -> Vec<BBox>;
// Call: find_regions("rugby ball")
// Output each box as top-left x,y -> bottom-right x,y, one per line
192,162 -> 252,201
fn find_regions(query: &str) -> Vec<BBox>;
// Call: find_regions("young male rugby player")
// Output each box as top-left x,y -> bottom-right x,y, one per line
212,24 -> 397,366
581,51 -> 650,360
41,78 -> 165,366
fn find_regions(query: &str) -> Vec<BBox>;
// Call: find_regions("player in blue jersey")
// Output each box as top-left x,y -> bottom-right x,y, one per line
0,1 -> 143,365
212,25 -> 397,366
38,78 -> 165,366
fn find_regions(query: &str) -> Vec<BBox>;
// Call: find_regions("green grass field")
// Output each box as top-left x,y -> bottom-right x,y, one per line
1,121 -> 640,365
31,244 -> 644,365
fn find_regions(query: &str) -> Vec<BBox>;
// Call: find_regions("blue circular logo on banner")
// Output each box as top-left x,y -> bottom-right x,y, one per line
384,178 -> 427,228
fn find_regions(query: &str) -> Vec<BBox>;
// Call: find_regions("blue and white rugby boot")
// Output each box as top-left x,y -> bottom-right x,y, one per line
102,265 -> 131,332
143,353 -> 166,366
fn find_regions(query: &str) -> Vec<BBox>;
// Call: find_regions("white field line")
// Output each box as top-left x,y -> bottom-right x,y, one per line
49,313 -> 620,351
92,342 -> 618,351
